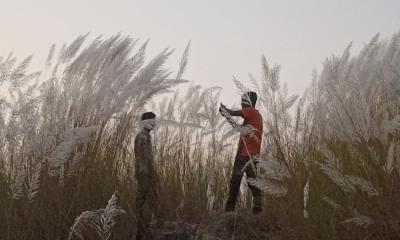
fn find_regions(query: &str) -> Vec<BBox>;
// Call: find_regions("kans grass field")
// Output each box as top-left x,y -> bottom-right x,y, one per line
1,31 -> 400,240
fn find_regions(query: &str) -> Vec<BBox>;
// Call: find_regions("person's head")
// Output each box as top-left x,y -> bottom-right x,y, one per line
241,91 -> 257,108
141,112 -> 157,131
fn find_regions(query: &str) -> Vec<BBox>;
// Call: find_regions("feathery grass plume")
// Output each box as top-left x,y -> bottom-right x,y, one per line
232,76 -> 252,106
48,126 -> 98,176
383,115 -> 400,136
321,195 -> 343,210
176,41 -> 191,80
11,168 -> 26,200
9,55 -> 38,90
345,175 -> 379,196
303,176 -> 310,218
247,154 -> 289,197
312,32 -> 400,143
252,56 -> 300,176
341,216 -> 373,227
60,33 -> 88,62
0,53 -> 17,83
307,31 -> 400,238
395,144 -> 400,175
247,177 -> 288,197
45,44 -> 56,68
319,160 -> 356,193
28,161 -> 45,202
152,84 -> 235,214
232,76 -> 250,95
100,192 -> 120,240
262,55 -> 281,92
155,118 -> 204,129
68,210 -> 103,240
385,142 -> 396,174
284,95 -> 299,110
256,153 -> 290,181
319,144 -> 378,196
68,192 -> 125,240
1,33 -> 192,239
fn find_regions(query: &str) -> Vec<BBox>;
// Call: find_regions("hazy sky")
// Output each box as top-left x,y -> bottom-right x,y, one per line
1,0 -> 399,104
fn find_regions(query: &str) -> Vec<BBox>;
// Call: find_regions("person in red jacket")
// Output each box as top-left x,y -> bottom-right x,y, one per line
219,91 -> 263,214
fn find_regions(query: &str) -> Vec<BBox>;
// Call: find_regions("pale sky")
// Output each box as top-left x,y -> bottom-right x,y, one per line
1,0 -> 399,104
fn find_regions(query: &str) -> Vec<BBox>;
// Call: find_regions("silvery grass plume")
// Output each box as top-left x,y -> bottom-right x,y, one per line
10,160 -> 44,202
311,32 -> 400,144
154,85 -> 235,162
27,161 -> 45,202
249,56 -> 301,171
156,85 -> 226,133
38,33 -> 187,129
321,195 -> 343,210
247,177 -> 288,198
111,39 -> 191,125
68,192 -> 126,240
0,52 -> 42,176
202,87 -> 235,155
11,168 -> 26,200
385,142 -> 400,175
186,86 -> 230,142
247,154 -> 289,197
48,126 -> 98,176
154,84 -> 246,156
182,85 -> 224,126
138,118 -> 204,130
233,77 -> 252,106
319,159 -> 356,193
1,34 -> 188,187
319,149 -> 379,196
11,125 -> 96,200
341,216 -> 373,228
175,41 -> 191,81
303,176 -> 310,218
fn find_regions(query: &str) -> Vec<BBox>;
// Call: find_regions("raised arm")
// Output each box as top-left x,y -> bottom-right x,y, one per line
219,103 -> 243,117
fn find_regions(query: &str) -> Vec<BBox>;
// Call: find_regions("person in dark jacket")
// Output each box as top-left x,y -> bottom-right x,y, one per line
219,91 -> 263,214
134,112 -> 158,240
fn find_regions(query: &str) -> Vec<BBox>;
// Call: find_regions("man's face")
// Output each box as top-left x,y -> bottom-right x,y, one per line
241,97 -> 251,108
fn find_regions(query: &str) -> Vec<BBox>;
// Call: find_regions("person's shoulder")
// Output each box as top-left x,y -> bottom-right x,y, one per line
254,109 -> 263,120
242,107 -> 259,115
241,107 -> 252,112
255,109 -> 262,117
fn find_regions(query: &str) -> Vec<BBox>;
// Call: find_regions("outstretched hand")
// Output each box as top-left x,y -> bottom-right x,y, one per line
219,103 -> 243,117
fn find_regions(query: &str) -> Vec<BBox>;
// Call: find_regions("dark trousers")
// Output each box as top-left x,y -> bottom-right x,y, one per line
136,174 -> 158,240
225,155 -> 262,212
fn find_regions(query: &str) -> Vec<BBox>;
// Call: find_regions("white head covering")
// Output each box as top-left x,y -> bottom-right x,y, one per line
141,119 -> 157,130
